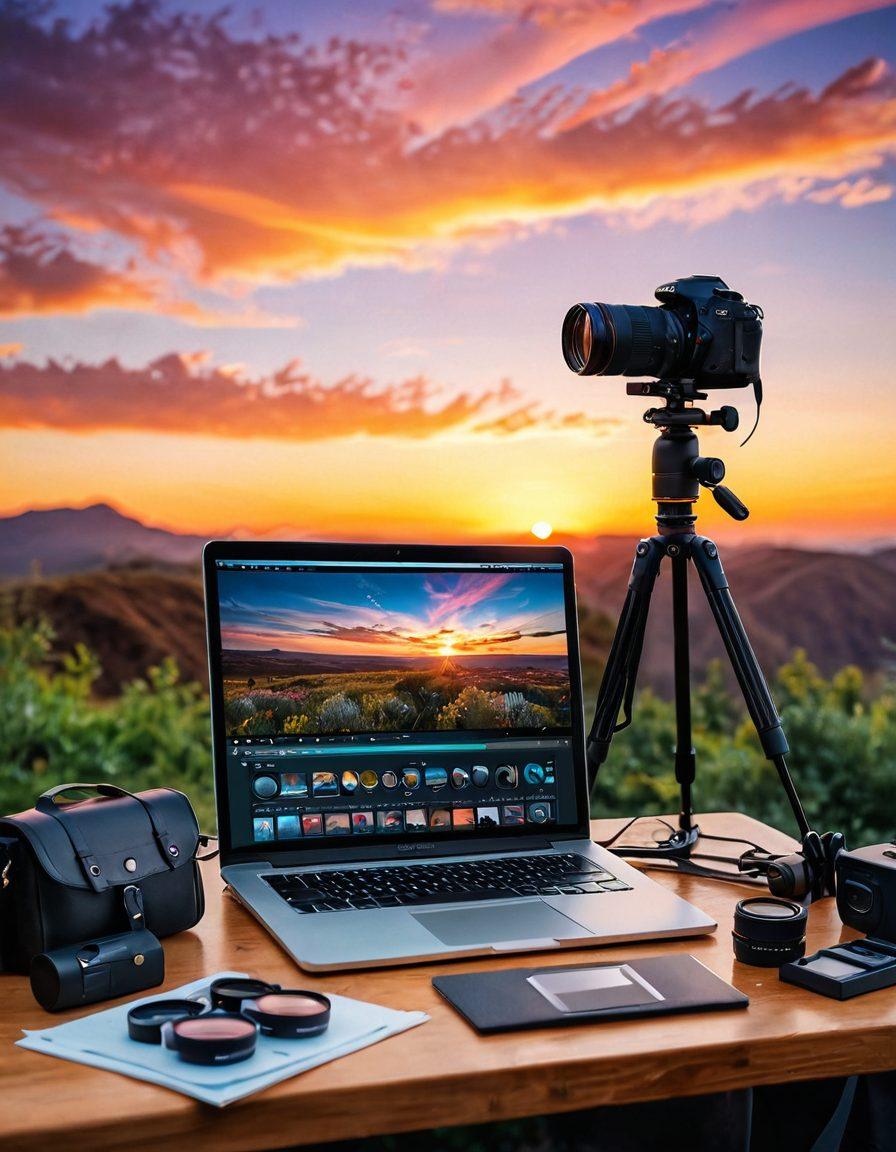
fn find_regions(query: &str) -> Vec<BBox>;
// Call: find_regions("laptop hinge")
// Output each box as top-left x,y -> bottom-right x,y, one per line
261,835 -> 555,868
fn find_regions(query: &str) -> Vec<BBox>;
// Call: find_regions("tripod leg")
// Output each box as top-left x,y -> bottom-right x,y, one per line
670,550 -> 696,833
690,536 -> 811,839
586,537 -> 662,791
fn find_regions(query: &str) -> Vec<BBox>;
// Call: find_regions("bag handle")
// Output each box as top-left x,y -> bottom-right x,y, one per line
36,783 -> 181,892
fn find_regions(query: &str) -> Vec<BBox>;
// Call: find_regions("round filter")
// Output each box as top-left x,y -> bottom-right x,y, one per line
241,990 -> 331,1039
732,897 -> 808,967
210,976 -> 279,1014
128,998 -> 206,1044
163,1011 -> 258,1066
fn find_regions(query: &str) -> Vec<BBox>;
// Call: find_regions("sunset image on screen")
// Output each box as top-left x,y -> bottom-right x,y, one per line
219,568 -> 570,736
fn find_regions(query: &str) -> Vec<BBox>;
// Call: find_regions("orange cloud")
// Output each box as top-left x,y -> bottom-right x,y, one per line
0,343 -> 23,358
0,226 -> 158,318
0,354 -> 617,442
0,225 -> 299,326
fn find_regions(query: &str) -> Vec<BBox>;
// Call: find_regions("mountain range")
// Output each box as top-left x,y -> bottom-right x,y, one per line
0,504 -> 206,576
1,504 -> 894,696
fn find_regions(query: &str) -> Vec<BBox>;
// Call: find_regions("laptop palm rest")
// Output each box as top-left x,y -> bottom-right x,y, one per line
412,901 -> 590,947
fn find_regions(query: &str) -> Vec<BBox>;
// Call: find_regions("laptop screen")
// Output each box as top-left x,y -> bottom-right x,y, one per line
205,545 -> 588,858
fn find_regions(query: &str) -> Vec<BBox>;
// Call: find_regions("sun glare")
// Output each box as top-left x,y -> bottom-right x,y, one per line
531,521 -> 553,540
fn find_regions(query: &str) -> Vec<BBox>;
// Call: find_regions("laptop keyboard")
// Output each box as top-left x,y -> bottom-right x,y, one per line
263,852 -> 631,914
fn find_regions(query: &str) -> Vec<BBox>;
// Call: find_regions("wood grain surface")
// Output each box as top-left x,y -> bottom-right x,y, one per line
2,813 -> 893,1151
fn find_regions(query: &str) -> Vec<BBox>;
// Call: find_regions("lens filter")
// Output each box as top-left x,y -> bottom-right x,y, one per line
127,998 -> 206,1044
240,990 -> 332,1038
210,976 -> 279,1013
163,1011 -> 258,1065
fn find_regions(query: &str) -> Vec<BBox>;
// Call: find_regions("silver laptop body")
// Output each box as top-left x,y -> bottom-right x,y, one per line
204,541 -> 715,971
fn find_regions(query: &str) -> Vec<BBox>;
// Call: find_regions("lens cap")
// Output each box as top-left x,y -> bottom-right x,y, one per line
733,897 -> 808,967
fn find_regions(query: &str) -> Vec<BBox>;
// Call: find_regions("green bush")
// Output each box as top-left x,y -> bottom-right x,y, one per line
593,654 -> 896,845
0,617 -> 215,830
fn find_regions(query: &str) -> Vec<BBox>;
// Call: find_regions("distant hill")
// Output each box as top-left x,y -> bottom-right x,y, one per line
3,566 -> 208,696
1,505 -> 894,697
0,504 -> 206,577
574,541 -> 896,694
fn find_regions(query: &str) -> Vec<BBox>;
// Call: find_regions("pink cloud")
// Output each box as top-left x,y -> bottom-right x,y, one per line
423,572 -> 514,624
554,0 -> 892,131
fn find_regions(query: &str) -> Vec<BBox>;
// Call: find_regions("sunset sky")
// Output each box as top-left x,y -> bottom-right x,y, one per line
1,0 -> 895,546
218,568 -> 569,657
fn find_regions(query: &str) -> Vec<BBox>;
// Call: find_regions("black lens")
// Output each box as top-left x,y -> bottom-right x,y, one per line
562,301 -> 684,378
732,897 -> 808,968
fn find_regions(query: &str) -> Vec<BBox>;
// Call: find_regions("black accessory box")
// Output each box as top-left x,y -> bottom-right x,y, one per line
433,953 -> 748,1034
0,783 -> 204,973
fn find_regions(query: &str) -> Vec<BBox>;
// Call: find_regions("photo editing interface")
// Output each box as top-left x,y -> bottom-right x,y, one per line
214,558 -> 578,850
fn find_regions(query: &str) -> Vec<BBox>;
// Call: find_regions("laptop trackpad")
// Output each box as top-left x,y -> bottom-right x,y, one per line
412,901 -> 589,947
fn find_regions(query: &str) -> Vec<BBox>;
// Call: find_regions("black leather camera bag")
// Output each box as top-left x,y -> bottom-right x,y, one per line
0,783 -> 204,973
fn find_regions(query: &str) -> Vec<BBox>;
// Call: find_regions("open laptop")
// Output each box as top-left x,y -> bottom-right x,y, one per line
203,541 -> 715,971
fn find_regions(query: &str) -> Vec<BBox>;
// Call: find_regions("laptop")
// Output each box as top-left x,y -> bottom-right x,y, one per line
203,541 -> 715,971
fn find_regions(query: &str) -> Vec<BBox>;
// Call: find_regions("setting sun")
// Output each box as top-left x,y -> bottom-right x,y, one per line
531,521 -> 553,540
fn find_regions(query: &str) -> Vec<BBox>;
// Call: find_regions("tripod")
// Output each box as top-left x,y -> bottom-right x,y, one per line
587,385 -> 814,861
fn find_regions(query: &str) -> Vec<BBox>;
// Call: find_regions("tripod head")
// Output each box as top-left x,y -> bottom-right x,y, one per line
628,383 -> 749,533
626,379 -> 740,432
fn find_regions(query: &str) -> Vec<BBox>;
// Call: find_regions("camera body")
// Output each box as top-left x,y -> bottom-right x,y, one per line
562,274 -> 763,390
653,276 -> 762,389
836,844 -> 896,942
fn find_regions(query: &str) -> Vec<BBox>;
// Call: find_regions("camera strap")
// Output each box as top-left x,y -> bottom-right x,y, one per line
739,378 -> 762,447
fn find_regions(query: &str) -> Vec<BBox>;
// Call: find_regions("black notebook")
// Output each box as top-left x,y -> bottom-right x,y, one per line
433,953 -> 748,1034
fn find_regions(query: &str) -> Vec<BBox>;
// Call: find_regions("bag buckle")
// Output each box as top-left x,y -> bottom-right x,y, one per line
123,884 -> 145,929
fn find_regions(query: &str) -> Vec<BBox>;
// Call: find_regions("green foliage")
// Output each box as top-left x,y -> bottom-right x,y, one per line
0,617 -> 215,830
2,618 -> 895,848
592,649 -> 896,845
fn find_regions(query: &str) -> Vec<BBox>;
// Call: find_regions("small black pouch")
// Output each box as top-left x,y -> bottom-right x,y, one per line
0,783 -> 204,973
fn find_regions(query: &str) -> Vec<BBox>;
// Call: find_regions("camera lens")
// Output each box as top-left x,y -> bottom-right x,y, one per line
562,302 -> 684,378
732,897 -> 808,967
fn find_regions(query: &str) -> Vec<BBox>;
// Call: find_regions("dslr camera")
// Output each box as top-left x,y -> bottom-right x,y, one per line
562,274 -> 762,389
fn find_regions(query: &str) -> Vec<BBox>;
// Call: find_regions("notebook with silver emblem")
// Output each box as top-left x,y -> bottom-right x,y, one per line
204,541 -> 715,971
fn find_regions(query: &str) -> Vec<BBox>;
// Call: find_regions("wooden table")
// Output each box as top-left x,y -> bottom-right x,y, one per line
3,812 -> 895,1151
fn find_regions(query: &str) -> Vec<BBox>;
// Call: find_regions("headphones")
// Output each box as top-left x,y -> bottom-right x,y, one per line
741,830 -> 847,901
